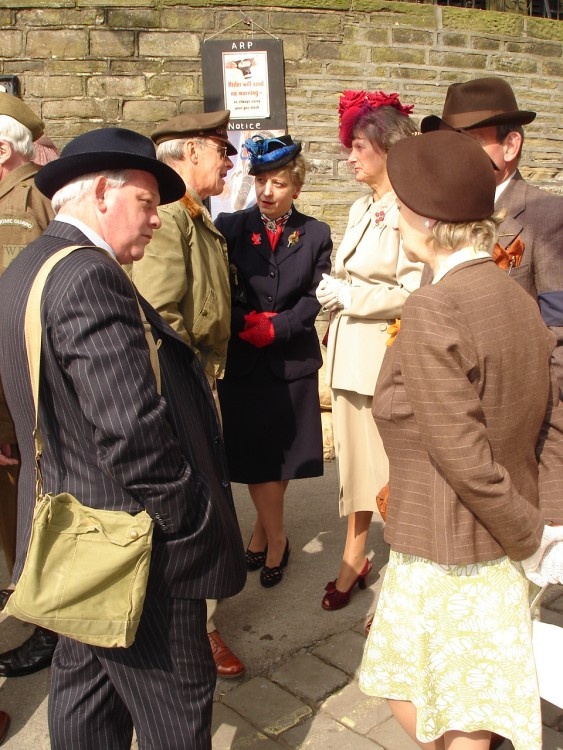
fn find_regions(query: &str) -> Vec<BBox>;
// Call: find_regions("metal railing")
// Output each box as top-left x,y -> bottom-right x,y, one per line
429,0 -> 561,19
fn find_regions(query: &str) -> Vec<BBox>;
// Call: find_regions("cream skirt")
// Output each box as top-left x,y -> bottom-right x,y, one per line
359,551 -> 541,750
332,388 -> 388,517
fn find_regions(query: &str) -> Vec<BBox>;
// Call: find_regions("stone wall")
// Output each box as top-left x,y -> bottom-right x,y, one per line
1,0 -> 562,241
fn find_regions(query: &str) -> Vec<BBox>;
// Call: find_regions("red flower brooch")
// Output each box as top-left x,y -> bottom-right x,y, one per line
251,232 -> 262,245
338,90 -> 414,148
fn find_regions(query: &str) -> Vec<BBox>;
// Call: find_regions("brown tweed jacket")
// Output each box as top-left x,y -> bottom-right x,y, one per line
373,257 -> 563,565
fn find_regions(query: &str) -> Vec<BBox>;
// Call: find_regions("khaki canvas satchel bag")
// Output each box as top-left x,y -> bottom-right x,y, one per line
6,245 -> 157,647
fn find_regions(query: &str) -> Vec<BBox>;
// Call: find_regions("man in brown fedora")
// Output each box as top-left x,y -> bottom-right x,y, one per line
0,92 -> 56,677
130,110 -> 246,678
421,76 -> 563,393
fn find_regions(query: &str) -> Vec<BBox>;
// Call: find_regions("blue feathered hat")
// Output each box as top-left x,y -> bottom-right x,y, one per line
244,135 -> 302,175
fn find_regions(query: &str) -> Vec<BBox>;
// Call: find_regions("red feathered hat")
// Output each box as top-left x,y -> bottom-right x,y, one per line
338,90 -> 414,148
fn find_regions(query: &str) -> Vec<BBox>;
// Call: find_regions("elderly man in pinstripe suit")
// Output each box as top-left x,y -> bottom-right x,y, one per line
0,128 -> 246,750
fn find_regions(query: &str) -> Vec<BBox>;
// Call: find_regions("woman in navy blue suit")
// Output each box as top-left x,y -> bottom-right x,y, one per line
215,136 -> 332,588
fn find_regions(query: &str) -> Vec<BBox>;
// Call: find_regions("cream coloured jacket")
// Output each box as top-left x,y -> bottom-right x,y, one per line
325,192 -> 422,396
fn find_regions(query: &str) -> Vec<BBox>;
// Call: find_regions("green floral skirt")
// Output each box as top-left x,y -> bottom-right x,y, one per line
359,551 -> 541,750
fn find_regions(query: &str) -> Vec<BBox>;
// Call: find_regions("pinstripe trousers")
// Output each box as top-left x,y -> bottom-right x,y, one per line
48,595 -> 214,750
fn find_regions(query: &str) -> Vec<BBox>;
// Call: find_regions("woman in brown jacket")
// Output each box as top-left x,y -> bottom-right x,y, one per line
359,131 -> 563,750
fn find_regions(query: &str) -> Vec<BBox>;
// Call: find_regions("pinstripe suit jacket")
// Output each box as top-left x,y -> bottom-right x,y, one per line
0,220 -> 246,599
373,257 -> 563,565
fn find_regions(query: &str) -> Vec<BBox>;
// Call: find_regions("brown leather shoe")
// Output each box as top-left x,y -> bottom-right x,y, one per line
208,630 -> 245,679
0,710 -> 10,745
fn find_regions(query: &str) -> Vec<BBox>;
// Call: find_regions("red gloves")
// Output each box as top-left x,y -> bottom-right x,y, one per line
238,311 -> 277,348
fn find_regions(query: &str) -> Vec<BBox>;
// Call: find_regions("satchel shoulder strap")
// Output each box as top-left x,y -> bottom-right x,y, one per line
24,244 -> 161,435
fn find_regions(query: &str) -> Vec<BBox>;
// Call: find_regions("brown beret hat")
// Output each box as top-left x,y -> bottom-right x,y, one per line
387,131 -> 496,223
420,77 -> 536,133
0,93 -> 44,140
151,109 -> 237,156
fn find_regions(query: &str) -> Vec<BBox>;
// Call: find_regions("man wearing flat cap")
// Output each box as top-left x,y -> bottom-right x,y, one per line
0,126 -> 246,749
421,76 -> 563,393
130,110 -> 246,678
0,92 -> 56,677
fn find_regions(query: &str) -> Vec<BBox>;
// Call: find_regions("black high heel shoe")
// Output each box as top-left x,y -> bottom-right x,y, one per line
245,538 -> 268,571
260,539 -> 290,588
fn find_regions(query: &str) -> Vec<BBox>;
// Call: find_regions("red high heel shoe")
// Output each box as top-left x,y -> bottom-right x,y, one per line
321,558 -> 372,611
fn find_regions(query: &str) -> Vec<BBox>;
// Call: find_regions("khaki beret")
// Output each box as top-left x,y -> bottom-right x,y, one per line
0,93 -> 44,140
151,110 -> 237,156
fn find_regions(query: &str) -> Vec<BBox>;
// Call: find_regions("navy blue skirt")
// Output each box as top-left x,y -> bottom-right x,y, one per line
217,358 -> 323,484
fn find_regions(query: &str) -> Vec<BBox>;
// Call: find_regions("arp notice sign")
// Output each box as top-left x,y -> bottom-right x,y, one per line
202,38 -> 286,132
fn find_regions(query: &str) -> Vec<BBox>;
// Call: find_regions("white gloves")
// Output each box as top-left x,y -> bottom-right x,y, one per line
315,274 -> 352,311
521,525 -> 563,586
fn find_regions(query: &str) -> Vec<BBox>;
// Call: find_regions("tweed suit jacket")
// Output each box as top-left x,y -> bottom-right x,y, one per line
420,171 -> 563,391
0,220 -> 246,598
373,257 -> 563,565
215,204 -> 332,381
496,171 -> 563,389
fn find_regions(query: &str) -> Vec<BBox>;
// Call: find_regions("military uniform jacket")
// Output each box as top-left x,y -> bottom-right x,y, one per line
374,257 -> 563,566
0,220 -> 246,598
0,162 -> 54,443
131,187 -> 231,379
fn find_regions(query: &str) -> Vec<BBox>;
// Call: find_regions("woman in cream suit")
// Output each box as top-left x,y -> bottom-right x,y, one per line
316,90 -> 422,610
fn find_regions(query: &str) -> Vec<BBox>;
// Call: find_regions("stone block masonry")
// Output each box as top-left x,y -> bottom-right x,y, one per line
1,0 -> 561,241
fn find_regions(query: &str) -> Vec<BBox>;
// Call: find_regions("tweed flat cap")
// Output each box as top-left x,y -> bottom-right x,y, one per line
151,110 -> 237,156
387,130 -> 496,223
0,93 -> 44,140
420,77 -> 536,133
35,127 -> 186,205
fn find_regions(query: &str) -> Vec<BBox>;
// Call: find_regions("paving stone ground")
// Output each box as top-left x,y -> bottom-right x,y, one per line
1,467 -> 563,748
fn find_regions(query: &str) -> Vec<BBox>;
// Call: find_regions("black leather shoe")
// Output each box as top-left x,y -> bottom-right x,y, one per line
0,627 -> 58,677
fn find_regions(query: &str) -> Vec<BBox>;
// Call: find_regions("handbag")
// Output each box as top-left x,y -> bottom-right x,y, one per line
6,245 -> 157,648
531,587 -> 563,708
376,482 -> 389,521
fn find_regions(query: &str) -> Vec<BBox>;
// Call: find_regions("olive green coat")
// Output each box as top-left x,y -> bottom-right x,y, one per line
131,188 -> 231,379
0,162 -> 54,442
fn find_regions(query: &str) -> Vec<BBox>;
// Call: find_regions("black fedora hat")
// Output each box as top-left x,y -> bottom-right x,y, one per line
387,130 -> 496,223
420,77 -> 536,133
35,127 -> 186,205
244,135 -> 302,175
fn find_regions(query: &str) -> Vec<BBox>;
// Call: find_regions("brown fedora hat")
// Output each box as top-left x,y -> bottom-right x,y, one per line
420,77 -> 536,133
387,130 -> 496,223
